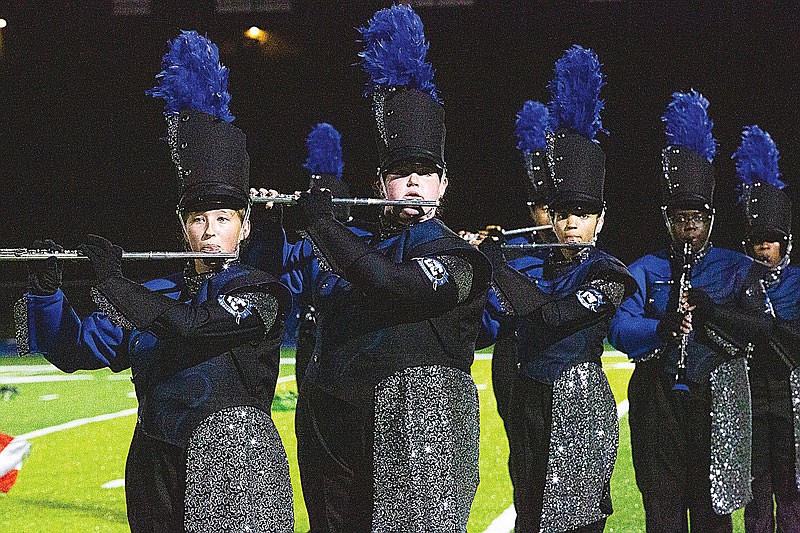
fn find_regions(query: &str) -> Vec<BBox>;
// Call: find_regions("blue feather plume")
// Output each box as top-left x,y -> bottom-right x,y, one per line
304,123 -> 344,179
515,101 -> 550,153
662,90 -> 716,162
733,125 -> 785,200
358,4 -> 440,103
146,30 -> 234,122
547,45 -> 605,141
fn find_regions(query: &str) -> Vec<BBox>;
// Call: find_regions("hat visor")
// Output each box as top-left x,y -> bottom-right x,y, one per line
664,193 -> 712,212
549,192 -> 603,214
380,147 -> 444,175
179,183 -> 249,212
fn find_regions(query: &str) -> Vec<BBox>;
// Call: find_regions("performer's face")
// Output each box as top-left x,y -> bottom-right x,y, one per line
668,209 -> 711,250
749,240 -> 782,267
551,210 -> 602,244
382,161 -> 447,223
527,203 -> 551,227
184,208 -> 250,254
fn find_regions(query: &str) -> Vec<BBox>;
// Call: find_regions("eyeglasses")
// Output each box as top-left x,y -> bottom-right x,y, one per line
669,213 -> 710,225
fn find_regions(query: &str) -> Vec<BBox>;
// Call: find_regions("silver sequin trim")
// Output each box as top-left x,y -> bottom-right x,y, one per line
491,281 -> 514,316
541,362 -> 618,532
13,297 -> 30,356
704,325 -> 744,360
585,278 -> 626,307
184,406 -> 293,532
166,115 -> 191,186
791,367 -> 800,492
234,292 -> 278,331
297,230 -> 333,273
637,347 -> 663,363
545,131 -> 560,187
90,287 -> 136,330
709,358 -> 753,515
437,255 -> 473,303
373,91 -> 389,147
373,366 -> 479,532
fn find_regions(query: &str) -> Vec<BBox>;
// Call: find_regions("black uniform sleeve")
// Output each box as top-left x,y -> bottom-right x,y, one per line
95,276 -> 278,362
305,216 -> 474,318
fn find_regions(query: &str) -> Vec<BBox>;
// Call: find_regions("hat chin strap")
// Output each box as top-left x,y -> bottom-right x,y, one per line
662,205 -> 715,254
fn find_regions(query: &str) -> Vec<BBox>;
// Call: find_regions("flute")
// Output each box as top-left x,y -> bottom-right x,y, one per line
251,194 -> 439,208
501,224 -> 553,237
0,249 -> 238,261
501,243 -> 594,250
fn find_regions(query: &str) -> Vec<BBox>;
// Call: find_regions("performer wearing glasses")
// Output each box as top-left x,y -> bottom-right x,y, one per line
14,32 -> 293,532
480,46 -> 636,532
609,91 -> 763,531
731,126 -> 800,532
256,6 -> 490,531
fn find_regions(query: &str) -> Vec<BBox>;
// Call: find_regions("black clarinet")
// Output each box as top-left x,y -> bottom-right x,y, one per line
672,241 -> 693,393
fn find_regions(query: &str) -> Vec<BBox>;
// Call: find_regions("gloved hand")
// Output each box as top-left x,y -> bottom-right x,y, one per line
687,288 -> 715,326
297,188 -> 334,223
79,234 -> 123,283
656,311 -> 685,343
478,228 -> 507,266
28,239 -> 64,295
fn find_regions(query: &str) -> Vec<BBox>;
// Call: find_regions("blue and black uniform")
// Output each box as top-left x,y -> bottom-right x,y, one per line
267,211 -> 490,532
744,263 -> 800,531
484,246 -> 636,532
609,245 -> 761,530
15,262 -> 293,532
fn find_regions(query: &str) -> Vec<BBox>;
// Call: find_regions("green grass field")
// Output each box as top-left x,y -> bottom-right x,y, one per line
0,350 -> 745,532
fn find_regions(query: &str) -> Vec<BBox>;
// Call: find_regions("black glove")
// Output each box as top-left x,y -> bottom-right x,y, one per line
28,239 -> 64,295
297,188 -> 334,223
478,229 -> 507,266
79,234 -> 123,283
656,311 -> 684,343
687,288 -> 715,326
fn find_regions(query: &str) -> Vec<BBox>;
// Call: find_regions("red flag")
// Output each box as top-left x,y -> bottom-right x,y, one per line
0,432 -> 31,493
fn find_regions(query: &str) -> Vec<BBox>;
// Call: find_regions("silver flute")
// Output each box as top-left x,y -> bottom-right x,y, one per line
251,194 -> 439,207
0,249 -> 238,261
501,224 -> 553,236
501,243 -> 594,250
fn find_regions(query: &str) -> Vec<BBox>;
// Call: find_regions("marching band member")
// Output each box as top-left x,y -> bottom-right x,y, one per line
481,45 -> 636,532
732,126 -> 800,532
609,91 -> 762,531
255,6 -> 490,531
14,31 -> 293,532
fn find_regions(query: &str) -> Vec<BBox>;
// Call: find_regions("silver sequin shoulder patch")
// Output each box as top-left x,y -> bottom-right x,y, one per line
13,297 -> 30,356
791,367 -> 800,492
184,406 -> 293,532
373,365 -> 480,532
709,357 -> 753,514
541,361 -> 618,532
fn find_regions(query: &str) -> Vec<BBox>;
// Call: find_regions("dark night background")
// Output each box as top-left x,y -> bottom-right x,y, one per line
0,1 -> 798,334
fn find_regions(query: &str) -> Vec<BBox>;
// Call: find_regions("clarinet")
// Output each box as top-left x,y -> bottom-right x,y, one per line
673,241 -> 693,393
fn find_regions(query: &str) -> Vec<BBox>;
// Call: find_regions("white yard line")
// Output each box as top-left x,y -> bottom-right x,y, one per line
482,396 -> 631,533
17,408 -> 138,441
1,375 -> 94,384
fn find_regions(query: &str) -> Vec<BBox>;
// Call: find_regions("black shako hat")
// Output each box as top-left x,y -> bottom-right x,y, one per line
372,87 -> 445,174
733,125 -> 792,243
661,90 -> 717,212
171,110 -> 250,211
545,45 -> 607,213
146,30 -> 250,213
359,5 -> 446,176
